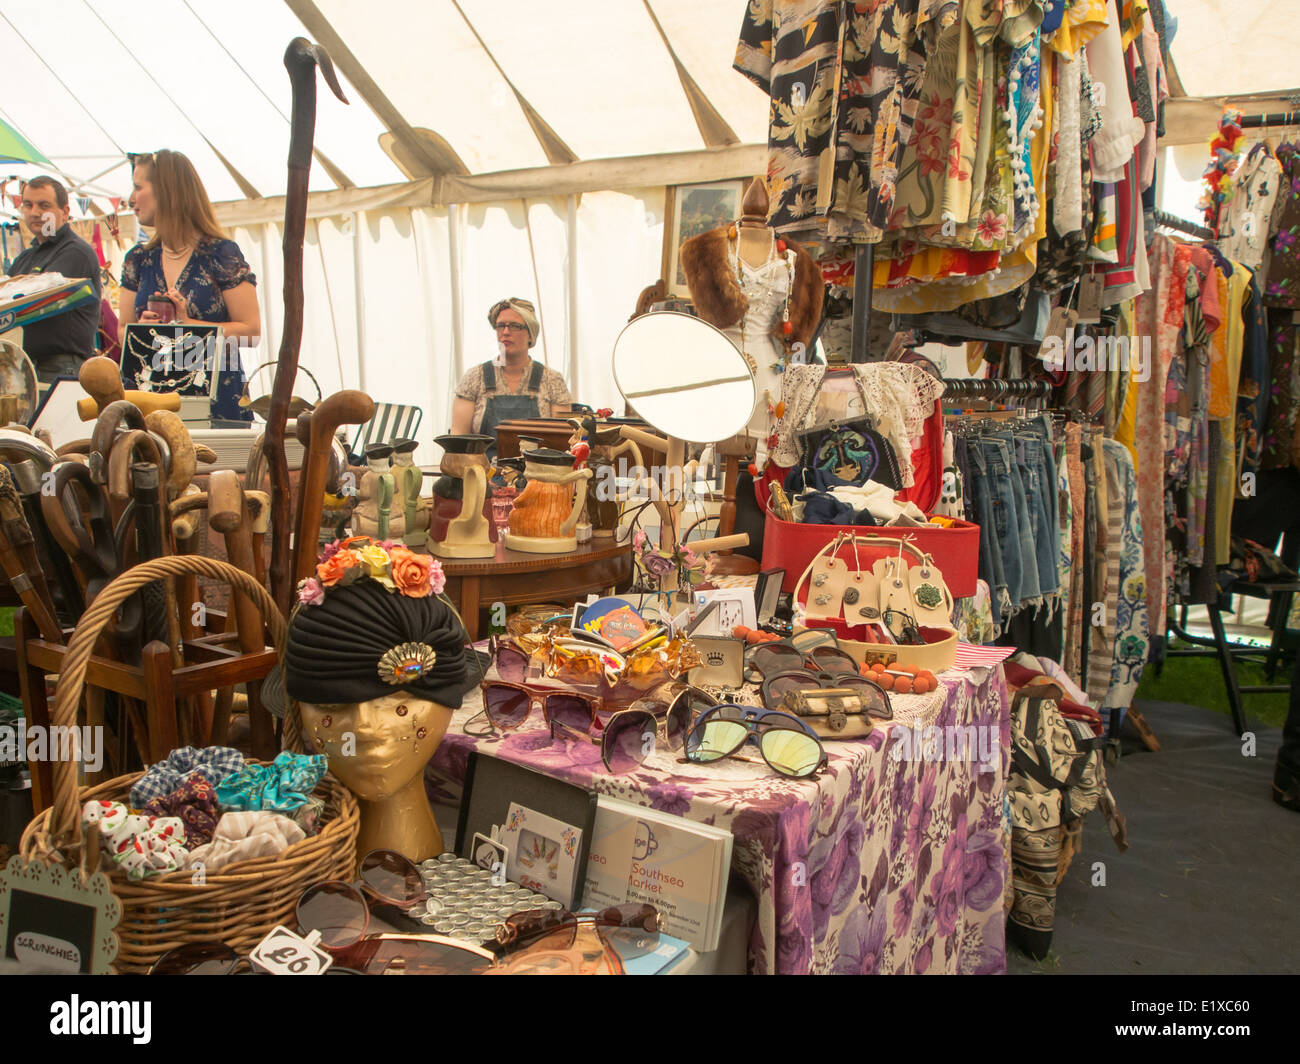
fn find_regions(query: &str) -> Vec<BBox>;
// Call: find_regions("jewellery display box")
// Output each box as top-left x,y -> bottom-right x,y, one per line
687,636 -> 745,688
761,511 -> 980,599
455,754 -> 597,911
799,621 -> 959,673
121,322 -> 243,421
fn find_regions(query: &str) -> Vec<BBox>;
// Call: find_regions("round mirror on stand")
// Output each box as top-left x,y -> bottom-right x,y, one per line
610,312 -> 756,577
611,312 -> 757,443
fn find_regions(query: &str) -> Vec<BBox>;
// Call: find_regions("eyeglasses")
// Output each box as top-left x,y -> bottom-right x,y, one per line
759,670 -> 893,719
477,680 -> 602,736
148,849 -> 432,974
493,321 -> 529,333
743,637 -> 860,683
684,704 -> 827,778
553,684 -> 717,774
492,903 -> 660,963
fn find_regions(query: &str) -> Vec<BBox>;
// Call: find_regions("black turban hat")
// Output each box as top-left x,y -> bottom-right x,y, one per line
285,579 -> 469,707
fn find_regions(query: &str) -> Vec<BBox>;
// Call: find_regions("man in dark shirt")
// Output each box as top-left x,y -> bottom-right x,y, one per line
9,176 -> 101,381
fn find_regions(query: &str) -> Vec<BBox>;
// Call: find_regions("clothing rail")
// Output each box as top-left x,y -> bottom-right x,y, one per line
1239,110 -> 1300,130
942,378 -> 1052,399
1152,209 -> 1214,240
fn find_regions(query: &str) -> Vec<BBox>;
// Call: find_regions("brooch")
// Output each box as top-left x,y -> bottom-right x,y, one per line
914,584 -> 943,609
377,642 -> 438,685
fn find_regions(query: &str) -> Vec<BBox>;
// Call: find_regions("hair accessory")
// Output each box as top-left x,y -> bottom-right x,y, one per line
299,536 -> 446,606
378,642 -> 439,686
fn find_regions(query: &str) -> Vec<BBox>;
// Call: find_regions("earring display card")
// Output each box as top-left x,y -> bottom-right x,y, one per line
502,804 -> 583,907
455,754 -> 596,911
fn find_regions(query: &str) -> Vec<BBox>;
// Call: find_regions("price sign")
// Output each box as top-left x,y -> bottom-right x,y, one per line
249,926 -> 333,976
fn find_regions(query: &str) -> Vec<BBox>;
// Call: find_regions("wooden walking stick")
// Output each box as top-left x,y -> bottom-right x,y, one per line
267,37 -> 348,617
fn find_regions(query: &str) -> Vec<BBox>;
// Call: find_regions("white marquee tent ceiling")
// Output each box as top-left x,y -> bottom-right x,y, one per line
1,0 -> 1296,217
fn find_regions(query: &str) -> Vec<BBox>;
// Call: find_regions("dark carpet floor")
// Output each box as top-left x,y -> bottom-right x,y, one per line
1008,697 -> 1300,974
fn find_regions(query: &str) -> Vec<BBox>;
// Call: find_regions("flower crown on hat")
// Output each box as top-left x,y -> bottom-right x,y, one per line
296,536 -> 448,608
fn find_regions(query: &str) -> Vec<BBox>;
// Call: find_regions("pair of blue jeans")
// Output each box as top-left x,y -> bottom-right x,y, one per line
1014,431 -> 1061,602
966,441 -> 1006,628
987,431 -> 1042,609
979,436 -> 1030,611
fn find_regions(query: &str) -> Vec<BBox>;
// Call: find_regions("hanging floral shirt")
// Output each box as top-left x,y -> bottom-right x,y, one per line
1262,142 -> 1300,308
823,0 -> 962,243
735,0 -> 843,236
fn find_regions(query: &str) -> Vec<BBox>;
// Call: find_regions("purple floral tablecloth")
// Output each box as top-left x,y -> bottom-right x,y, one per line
429,667 -> 1011,974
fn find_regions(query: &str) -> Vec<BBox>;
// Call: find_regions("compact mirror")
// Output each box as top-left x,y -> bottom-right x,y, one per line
611,312 -> 756,444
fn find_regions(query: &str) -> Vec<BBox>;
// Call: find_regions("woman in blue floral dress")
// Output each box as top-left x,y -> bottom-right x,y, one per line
117,150 -> 259,420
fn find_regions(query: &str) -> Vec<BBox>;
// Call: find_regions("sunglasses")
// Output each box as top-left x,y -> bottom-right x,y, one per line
743,638 -> 860,683
492,903 -> 660,963
550,684 -> 717,774
494,321 -> 529,332
685,704 -> 827,778
149,849 -> 431,975
479,680 -> 602,735
759,671 -> 894,719
490,634 -> 531,683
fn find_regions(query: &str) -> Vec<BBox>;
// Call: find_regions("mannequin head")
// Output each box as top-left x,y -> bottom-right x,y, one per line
285,546 -> 466,861
298,692 -> 452,802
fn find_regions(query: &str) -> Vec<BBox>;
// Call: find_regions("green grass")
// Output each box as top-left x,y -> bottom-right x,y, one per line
1137,641 -> 1293,729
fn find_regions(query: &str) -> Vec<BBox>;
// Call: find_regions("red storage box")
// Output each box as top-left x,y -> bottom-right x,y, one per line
760,512 -> 981,599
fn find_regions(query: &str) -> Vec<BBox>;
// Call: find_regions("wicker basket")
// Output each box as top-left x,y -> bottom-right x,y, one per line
19,555 -> 359,974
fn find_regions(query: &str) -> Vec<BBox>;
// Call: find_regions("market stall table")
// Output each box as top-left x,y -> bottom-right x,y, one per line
439,539 -> 634,640
429,665 -> 1011,974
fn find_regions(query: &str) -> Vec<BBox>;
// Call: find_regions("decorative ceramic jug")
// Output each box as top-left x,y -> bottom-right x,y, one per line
503,448 -> 591,554
430,434 -> 495,559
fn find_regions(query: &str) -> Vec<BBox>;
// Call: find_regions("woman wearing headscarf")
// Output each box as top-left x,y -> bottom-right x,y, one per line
450,298 -> 572,445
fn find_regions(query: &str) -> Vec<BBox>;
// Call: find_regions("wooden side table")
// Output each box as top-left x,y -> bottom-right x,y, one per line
440,540 -> 634,640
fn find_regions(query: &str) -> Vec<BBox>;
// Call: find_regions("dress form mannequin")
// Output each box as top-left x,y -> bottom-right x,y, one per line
355,444 -> 399,540
299,693 -> 451,859
679,177 -> 825,441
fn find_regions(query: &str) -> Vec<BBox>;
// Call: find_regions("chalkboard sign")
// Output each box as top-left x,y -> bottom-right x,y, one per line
0,856 -> 120,974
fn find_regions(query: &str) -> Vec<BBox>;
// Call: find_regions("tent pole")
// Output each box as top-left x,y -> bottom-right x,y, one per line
448,204 -> 465,381
850,243 -> 874,363
352,209 -> 367,393
567,194 -> 579,396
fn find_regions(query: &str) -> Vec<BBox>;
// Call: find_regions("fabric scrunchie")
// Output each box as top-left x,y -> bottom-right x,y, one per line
82,800 -> 187,880
215,751 -> 327,813
142,777 -> 221,847
129,745 -> 244,808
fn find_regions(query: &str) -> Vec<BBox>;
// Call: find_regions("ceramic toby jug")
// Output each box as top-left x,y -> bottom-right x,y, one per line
502,448 -> 592,554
